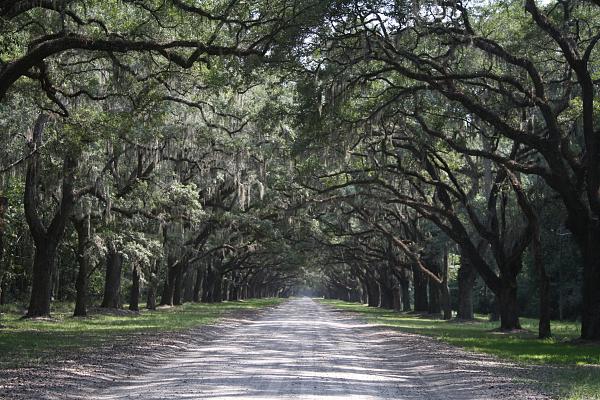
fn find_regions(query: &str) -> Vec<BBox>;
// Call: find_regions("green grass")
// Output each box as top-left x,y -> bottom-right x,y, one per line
320,299 -> 600,400
0,298 -> 283,369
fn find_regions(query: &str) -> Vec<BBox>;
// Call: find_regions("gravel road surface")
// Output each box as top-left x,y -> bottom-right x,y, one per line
87,298 -> 548,400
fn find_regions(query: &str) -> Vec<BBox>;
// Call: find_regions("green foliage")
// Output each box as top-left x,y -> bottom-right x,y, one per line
0,2 -> 599,395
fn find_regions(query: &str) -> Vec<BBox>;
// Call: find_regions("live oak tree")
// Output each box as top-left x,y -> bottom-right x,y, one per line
287,0 -> 597,338
351,0 -> 600,339
0,0 -> 598,344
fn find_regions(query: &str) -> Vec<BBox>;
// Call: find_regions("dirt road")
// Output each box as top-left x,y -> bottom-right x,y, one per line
82,298 -> 547,399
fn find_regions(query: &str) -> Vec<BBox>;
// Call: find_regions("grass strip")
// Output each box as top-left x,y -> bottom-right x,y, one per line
0,298 -> 283,369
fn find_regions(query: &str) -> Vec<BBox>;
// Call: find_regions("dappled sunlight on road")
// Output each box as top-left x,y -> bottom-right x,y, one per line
82,298 -> 547,400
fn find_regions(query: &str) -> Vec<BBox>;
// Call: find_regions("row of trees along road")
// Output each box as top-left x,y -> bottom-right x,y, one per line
0,0 -> 599,341
0,0 -> 314,318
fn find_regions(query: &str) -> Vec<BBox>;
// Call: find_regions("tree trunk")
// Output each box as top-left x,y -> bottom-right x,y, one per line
0,196 -> 7,271
146,260 -> 158,310
0,276 -> 6,305
399,275 -> 411,311
489,297 -> 500,322
412,263 -> 428,312
73,217 -> 90,317
146,284 -> 156,310
530,218 -> 551,338
428,278 -> 441,315
160,256 -> 178,306
425,256 -> 442,315
24,116 -> 77,317
366,277 -> 380,307
223,277 -> 230,301
229,270 -> 239,301
27,242 -> 57,317
360,280 -> 368,304
537,267 -> 551,339
440,249 -> 452,320
378,267 -> 394,308
172,262 -> 184,306
101,241 -> 122,309
440,277 -> 452,320
229,284 -> 239,301
129,264 -> 140,312
581,225 -> 600,340
193,265 -> 203,302
379,282 -> 394,309
212,273 -> 223,302
349,285 -> 361,302
202,265 -> 216,302
378,265 -> 395,309
183,267 -> 195,303
456,249 -> 476,320
393,287 -> 401,311
498,278 -> 521,331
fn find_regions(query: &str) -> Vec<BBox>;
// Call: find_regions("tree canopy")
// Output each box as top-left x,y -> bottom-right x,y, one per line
1,0 -> 599,341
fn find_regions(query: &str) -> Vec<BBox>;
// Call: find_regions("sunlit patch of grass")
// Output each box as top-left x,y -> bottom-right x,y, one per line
320,299 -> 600,400
0,298 -> 283,369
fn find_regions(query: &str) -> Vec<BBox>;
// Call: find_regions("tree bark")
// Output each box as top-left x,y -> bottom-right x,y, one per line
101,241 -> 122,309
366,276 -> 380,307
0,196 -> 7,314
146,283 -> 156,310
0,196 -> 7,268
580,225 -> 600,340
172,262 -> 184,306
27,242 -> 58,317
440,251 -> 452,320
498,277 -> 521,330
399,274 -> 411,311
228,270 -> 239,301
24,115 -> 78,317
73,217 -> 90,317
428,279 -> 441,315
393,287 -> 401,311
360,279 -> 368,304
193,265 -> 203,302
229,284 -> 239,301
146,260 -> 158,310
378,263 -> 395,309
412,263 -> 428,312
129,264 -> 140,312
530,217 -> 551,338
378,267 -> 394,309
456,249 -> 476,320
183,266 -> 195,303
160,256 -> 178,306
424,255 -> 442,315
379,284 -> 394,309
212,272 -> 223,302
0,276 -> 6,305
248,284 -> 256,299
201,264 -> 216,302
